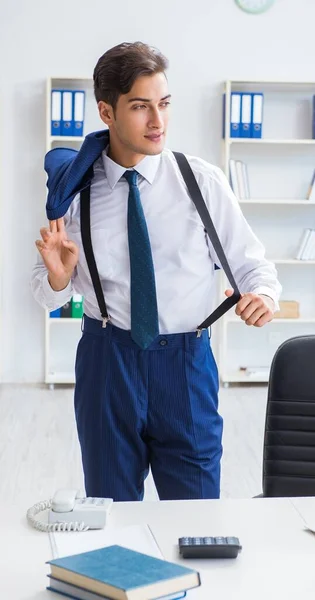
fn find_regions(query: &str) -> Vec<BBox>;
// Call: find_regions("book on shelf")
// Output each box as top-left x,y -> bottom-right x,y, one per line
306,169 -> 315,201
229,158 -> 239,197
239,366 -> 269,378
295,229 -> 315,260
274,301 -> 299,319
242,162 -> 250,199
46,544 -> 201,600
229,159 -> 250,200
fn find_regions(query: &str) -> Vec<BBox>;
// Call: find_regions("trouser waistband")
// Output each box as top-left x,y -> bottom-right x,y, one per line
82,314 -> 209,350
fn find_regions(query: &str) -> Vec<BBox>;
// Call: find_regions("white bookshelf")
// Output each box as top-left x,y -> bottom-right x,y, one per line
218,79 -> 315,385
45,77 -> 100,386
240,199 -> 314,205
229,139 -> 315,145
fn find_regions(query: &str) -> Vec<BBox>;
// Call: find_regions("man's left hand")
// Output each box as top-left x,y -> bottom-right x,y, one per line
225,289 -> 275,327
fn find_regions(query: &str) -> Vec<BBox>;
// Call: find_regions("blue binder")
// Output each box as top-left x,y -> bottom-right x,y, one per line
61,90 -> 73,136
51,90 -> 61,136
230,92 -> 241,138
251,93 -> 264,138
240,93 -> 252,138
49,308 -> 61,318
73,90 -> 85,137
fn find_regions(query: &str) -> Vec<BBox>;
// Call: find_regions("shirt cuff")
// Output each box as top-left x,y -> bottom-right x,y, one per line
252,286 -> 280,313
42,273 -> 72,305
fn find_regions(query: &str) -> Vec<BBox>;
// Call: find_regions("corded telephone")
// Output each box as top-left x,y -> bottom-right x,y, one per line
26,488 -> 113,532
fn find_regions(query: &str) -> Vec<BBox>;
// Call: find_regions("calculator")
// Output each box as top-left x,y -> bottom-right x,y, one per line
178,536 -> 242,559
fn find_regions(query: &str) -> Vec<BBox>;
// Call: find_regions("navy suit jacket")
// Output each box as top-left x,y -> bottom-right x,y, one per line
45,129 -> 110,220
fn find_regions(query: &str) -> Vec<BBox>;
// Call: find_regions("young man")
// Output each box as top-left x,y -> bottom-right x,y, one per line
31,42 -> 281,502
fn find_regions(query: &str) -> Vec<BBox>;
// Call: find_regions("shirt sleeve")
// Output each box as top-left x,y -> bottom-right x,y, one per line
30,253 -> 74,311
30,205 -> 75,311
191,159 -> 282,311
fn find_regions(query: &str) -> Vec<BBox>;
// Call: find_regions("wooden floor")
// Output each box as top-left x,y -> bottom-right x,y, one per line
0,383 -> 268,507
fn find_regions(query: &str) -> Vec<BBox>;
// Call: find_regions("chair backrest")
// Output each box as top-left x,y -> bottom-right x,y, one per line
263,335 -> 315,497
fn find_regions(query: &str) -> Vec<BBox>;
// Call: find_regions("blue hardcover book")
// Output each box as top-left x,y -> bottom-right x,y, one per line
240,93 -> 252,138
47,575 -> 186,600
49,308 -> 61,318
46,545 -> 200,600
51,90 -> 62,136
73,90 -> 85,137
251,93 -> 264,138
61,90 -> 74,136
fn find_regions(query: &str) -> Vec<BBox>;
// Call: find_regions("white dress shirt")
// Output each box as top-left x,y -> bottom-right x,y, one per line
31,148 -> 281,334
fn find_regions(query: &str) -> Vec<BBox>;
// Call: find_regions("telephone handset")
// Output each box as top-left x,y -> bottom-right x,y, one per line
26,488 -> 113,532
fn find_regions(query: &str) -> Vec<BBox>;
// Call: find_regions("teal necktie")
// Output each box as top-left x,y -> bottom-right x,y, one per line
124,170 -> 159,349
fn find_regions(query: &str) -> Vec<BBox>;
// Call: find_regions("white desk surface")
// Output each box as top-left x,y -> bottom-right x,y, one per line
2,497 -> 315,600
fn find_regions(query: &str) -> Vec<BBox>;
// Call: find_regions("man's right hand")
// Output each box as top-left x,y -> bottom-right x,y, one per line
35,218 -> 79,291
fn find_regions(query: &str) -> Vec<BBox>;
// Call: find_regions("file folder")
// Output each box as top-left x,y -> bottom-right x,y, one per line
240,93 -> 252,138
61,90 -> 73,136
61,301 -> 72,318
50,308 -> 61,318
251,93 -> 263,138
71,294 -> 84,318
51,90 -> 62,136
230,93 -> 241,138
73,91 -> 85,137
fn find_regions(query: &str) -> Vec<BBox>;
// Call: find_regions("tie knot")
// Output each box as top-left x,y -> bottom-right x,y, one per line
124,170 -> 138,187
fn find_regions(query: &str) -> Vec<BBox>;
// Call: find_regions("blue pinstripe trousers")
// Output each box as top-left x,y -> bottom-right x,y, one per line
74,315 -> 223,501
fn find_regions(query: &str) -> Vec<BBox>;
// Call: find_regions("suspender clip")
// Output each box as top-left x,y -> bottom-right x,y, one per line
102,316 -> 111,328
196,328 -> 203,338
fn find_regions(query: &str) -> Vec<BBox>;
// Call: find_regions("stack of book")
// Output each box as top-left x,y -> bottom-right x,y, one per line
229,159 -> 250,200
46,544 -> 201,600
295,229 -> 315,260
50,294 -> 84,319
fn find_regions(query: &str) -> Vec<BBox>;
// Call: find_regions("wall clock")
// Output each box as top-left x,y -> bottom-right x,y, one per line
235,0 -> 275,14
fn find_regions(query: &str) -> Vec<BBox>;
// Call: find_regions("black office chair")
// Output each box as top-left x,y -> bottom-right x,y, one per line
261,335 -> 315,497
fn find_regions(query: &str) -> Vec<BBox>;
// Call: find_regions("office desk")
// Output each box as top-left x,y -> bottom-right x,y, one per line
1,498 -> 315,600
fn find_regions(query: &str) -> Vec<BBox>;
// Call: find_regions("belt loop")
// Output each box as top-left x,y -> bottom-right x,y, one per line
106,320 -> 113,344
81,314 -> 85,333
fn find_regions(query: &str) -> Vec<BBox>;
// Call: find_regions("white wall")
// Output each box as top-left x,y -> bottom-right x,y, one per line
0,0 -> 314,382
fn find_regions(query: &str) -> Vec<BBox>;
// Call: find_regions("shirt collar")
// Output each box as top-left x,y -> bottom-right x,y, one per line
102,148 -> 161,189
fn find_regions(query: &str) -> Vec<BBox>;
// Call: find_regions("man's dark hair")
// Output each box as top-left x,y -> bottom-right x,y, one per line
93,41 -> 169,110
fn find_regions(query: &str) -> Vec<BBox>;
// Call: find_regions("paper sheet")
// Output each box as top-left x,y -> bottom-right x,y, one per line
49,523 -> 163,560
